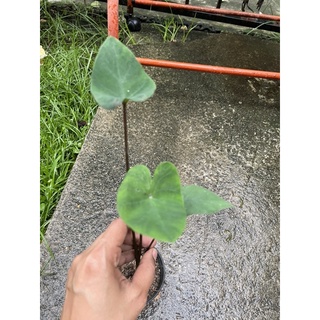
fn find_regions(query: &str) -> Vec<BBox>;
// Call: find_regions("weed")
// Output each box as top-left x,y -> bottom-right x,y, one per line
40,1 -> 106,236
40,230 -> 55,276
245,21 -> 280,41
118,10 -> 141,45
152,15 -> 196,43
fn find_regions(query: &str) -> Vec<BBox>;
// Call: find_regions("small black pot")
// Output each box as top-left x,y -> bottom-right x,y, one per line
139,249 -> 165,318
147,248 -> 165,303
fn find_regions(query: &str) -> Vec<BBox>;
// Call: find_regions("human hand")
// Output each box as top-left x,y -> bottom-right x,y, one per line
60,218 -> 157,320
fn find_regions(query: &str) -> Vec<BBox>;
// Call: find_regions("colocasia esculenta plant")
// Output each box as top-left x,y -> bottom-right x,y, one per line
90,36 -> 232,267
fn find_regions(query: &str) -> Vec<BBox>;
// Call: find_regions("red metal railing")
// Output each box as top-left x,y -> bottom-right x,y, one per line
107,0 -> 280,80
134,0 -> 280,22
137,58 -> 280,80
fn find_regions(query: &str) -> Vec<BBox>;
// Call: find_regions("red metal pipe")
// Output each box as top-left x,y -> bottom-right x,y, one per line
107,0 -> 119,38
137,57 -> 280,80
134,0 -> 280,22
127,0 -> 133,14
107,0 -> 279,80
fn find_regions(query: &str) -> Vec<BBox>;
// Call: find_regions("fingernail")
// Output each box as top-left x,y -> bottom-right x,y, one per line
152,248 -> 158,261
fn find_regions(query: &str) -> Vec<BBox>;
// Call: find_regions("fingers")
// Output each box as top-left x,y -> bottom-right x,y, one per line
118,249 -> 135,266
90,218 -> 157,269
131,248 -> 157,295
118,238 -> 157,267
88,218 -> 129,268
123,230 -> 156,248
99,218 -> 128,248
100,218 -> 156,249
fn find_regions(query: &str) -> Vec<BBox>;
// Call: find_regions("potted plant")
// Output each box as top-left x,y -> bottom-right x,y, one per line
90,36 -> 232,306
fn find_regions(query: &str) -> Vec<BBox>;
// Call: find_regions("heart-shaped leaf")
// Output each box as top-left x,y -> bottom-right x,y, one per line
117,162 -> 186,242
90,36 -> 156,109
182,185 -> 232,216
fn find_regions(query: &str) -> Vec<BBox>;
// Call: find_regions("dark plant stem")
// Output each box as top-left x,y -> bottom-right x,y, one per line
122,101 -> 130,172
145,239 -> 155,252
131,229 -> 141,267
123,101 -> 141,267
138,234 -> 142,266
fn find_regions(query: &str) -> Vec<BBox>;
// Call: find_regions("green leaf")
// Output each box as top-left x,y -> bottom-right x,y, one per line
90,36 -> 156,109
182,185 -> 232,216
117,162 -> 186,242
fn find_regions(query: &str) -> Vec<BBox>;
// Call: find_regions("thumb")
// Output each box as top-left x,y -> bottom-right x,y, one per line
131,248 -> 157,295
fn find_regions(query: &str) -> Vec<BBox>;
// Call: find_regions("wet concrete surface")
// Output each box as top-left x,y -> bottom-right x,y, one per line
176,0 -> 280,15
40,23 -> 279,319
60,0 -> 280,15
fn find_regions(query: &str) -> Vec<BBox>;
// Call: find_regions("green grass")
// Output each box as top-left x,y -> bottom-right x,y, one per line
244,20 -> 280,42
152,15 -> 197,43
40,1 -> 109,237
39,0 -> 179,239
40,0 -> 144,239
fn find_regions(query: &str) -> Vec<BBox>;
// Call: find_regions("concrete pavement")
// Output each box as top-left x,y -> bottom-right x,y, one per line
40,20 -> 280,319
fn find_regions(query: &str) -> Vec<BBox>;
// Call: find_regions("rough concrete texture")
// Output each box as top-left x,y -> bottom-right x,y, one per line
40,24 -> 280,319
190,0 -> 280,15
55,0 -> 280,16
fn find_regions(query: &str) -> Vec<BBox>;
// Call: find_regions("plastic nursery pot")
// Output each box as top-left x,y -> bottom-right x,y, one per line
147,248 -> 165,303
139,249 -> 165,318
120,248 -> 165,304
